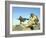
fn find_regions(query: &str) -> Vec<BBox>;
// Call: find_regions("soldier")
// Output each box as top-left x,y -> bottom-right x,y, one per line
27,13 -> 39,30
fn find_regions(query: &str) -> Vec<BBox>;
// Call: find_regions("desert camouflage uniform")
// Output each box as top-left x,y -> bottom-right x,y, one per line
27,15 -> 39,30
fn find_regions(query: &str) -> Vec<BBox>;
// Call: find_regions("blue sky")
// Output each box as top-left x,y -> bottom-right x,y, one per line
12,7 -> 40,25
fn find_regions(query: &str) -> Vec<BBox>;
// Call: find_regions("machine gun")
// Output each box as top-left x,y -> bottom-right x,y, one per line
18,16 -> 29,22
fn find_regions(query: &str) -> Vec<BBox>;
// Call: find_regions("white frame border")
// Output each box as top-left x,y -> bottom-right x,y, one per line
10,4 -> 43,34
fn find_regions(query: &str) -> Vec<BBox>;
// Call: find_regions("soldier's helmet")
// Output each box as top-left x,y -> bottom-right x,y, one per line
31,13 -> 34,17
